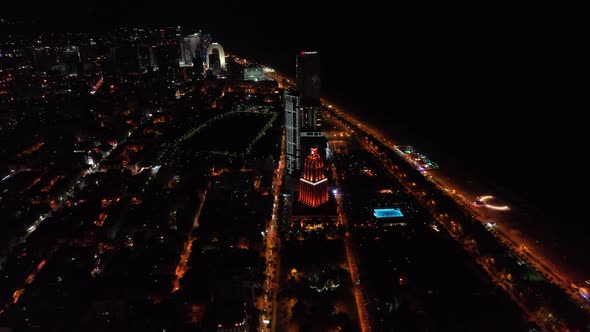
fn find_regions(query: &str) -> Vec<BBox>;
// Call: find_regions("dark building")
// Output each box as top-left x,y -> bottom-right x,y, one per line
161,26 -> 182,43
59,46 -> 80,76
155,43 -> 180,75
300,105 -> 318,130
29,46 -> 81,76
109,45 -> 140,75
200,33 -> 212,59
208,52 -> 221,73
296,51 -> 320,106
79,43 -> 99,63
295,51 -> 324,167
31,47 -> 58,73
137,44 -> 158,72
211,281 -> 249,332
79,42 -> 101,75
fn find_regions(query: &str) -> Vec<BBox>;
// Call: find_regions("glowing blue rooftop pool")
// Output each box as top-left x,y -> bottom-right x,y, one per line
373,208 -> 404,219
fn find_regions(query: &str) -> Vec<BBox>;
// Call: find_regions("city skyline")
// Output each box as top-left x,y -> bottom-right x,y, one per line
0,2 -> 584,330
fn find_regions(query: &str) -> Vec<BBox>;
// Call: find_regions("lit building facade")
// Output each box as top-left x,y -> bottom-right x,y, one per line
206,42 -> 226,71
284,95 -> 326,175
285,51 -> 325,175
242,66 -> 268,81
299,148 -> 328,207
296,51 -> 323,162
60,46 -> 81,77
285,92 -> 301,174
179,33 -> 201,67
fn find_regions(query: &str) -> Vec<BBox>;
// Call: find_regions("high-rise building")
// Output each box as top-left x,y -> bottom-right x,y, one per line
285,92 -> 301,174
31,47 -> 57,73
179,33 -> 201,68
298,148 -> 328,207
109,45 -> 140,76
155,26 -> 182,78
59,46 -> 81,77
161,26 -> 182,43
79,42 -> 99,63
285,51 -> 325,174
137,44 -> 158,72
296,50 -> 322,145
300,106 -> 319,130
296,51 -> 320,106
206,43 -> 226,72
155,43 -> 180,74
208,53 -> 221,71
200,33 -> 212,59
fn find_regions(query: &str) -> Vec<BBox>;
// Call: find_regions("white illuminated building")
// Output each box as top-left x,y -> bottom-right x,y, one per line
179,33 -> 201,67
285,92 -> 301,174
206,42 -> 226,70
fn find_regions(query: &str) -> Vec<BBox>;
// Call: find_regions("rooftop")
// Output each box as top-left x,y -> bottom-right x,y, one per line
373,208 -> 404,219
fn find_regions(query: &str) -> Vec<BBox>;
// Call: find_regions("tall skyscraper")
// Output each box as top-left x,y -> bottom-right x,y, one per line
161,26 -> 182,43
179,33 -> 201,68
156,26 -> 182,78
296,51 -> 320,106
300,106 -> 319,130
200,33 -> 212,59
109,45 -> 140,76
31,47 -> 57,73
285,92 -> 301,174
298,148 -> 328,207
206,43 -> 226,71
285,51 -> 325,174
155,43 -> 180,75
59,46 -> 81,77
137,44 -> 158,72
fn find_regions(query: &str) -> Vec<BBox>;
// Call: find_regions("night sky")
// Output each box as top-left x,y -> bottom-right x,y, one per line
5,0 -> 578,107
4,0 -> 586,220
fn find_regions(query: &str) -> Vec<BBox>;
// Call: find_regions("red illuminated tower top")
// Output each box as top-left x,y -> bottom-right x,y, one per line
299,148 -> 328,207
302,148 -> 324,181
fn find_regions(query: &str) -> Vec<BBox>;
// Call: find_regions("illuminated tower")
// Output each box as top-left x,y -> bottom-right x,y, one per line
206,43 -> 226,71
299,148 -> 328,207
179,33 -> 201,67
285,91 -> 301,174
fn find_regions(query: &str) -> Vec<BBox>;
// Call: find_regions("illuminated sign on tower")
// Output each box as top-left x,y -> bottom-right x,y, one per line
298,148 -> 329,207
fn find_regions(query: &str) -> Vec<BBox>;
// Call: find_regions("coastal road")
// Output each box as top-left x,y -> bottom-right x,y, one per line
322,105 -> 560,330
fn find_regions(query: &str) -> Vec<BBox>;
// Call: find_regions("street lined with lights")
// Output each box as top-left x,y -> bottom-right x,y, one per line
323,102 -> 590,329
258,128 -> 286,332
